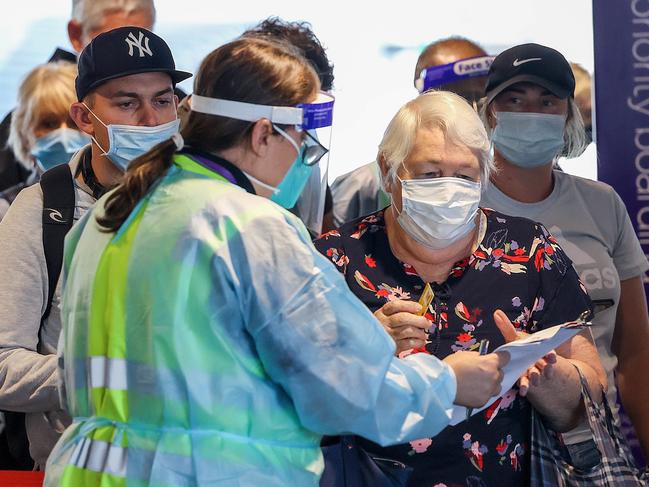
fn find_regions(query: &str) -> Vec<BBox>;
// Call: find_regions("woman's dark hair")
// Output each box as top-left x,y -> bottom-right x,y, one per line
97,37 -> 319,232
242,17 -> 334,91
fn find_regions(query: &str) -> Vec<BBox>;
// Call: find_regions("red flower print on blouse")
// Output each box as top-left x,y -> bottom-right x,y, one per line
457,332 -> 473,343
326,248 -> 349,269
320,229 -> 341,239
462,433 -> 488,472
454,302 -> 482,323
450,257 -> 470,278
534,248 -> 545,272
403,262 -> 419,276
496,439 -> 509,456
351,223 -> 369,240
354,270 -> 377,293
365,254 -> 377,268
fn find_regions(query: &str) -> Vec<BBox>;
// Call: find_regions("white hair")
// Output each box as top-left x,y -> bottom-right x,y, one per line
479,96 -> 587,160
378,90 -> 494,188
71,0 -> 156,35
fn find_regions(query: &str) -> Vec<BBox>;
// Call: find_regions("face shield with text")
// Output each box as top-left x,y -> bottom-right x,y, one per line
416,55 -> 494,108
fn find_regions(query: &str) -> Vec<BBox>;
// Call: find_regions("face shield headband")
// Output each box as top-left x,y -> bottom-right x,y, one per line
190,92 -> 334,132
415,55 -> 495,93
190,93 -> 335,236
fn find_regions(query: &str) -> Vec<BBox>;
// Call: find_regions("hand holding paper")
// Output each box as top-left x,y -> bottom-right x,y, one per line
493,310 -> 558,396
448,312 -> 589,425
443,350 -> 508,409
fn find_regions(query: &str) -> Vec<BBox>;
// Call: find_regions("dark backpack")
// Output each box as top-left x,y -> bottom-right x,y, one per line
0,164 -> 74,470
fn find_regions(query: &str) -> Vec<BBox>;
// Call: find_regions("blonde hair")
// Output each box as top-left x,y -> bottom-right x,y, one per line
571,63 -> 591,103
570,62 -> 592,143
378,91 -> 493,188
8,62 -> 78,168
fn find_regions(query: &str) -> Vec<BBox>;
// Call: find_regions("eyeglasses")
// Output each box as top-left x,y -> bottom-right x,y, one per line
273,124 -> 329,167
302,129 -> 329,166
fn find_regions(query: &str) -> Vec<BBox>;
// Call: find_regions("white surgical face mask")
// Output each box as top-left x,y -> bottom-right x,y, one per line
491,111 -> 566,168
395,176 -> 482,249
83,103 -> 180,171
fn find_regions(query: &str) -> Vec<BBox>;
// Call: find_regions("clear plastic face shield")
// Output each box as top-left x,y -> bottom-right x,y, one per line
292,93 -> 334,237
190,93 -> 334,235
415,55 -> 495,109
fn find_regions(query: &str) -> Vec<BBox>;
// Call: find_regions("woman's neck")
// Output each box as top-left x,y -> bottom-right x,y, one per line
490,152 -> 555,203
215,146 -> 276,198
385,206 -> 477,284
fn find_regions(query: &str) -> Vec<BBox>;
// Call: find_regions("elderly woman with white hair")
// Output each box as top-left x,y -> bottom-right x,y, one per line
315,90 -> 606,486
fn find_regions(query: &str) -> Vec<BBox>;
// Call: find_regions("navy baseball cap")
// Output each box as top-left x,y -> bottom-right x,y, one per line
76,27 -> 192,100
485,43 -> 575,104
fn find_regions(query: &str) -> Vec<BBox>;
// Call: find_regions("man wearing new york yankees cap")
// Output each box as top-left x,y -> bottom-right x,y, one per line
481,43 -> 649,469
0,26 -> 191,469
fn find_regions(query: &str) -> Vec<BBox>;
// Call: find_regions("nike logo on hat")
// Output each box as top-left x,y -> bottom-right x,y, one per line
513,57 -> 542,67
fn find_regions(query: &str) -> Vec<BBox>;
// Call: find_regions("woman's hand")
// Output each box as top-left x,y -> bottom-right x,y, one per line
374,300 -> 430,355
493,309 -> 606,432
493,309 -> 557,396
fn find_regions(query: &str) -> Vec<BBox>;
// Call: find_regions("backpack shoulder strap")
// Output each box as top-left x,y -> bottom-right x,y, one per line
40,164 -> 75,321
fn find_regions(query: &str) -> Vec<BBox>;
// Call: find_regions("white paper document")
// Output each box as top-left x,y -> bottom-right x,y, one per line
448,321 -> 587,425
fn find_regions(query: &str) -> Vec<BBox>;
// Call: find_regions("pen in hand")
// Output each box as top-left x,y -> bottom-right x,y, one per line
466,339 -> 490,421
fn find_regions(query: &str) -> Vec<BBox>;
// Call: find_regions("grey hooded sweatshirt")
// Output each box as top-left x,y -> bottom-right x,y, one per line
0,147 -> 95,468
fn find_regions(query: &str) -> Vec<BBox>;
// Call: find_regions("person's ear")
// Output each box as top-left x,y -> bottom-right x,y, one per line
378,153 -> 394,193
70,102 -> 95,137
250,119 -> 274,158
67,20 -> 84,54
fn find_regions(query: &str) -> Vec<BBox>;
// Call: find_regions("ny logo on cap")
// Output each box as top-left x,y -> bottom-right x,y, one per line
125,31 -> 153,58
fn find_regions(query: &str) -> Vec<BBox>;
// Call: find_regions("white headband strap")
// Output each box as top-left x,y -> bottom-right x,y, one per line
190,95 -> 303,125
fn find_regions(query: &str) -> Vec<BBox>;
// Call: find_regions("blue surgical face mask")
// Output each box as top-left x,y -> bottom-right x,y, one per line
244,126 -> 315,209
31,128 -> 91,171
491,111 -> 566,168
83,103 -> 180,171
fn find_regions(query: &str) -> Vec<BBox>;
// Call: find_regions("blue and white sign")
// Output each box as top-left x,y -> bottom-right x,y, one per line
593,0 -> 649,468
593,0 -> 649,288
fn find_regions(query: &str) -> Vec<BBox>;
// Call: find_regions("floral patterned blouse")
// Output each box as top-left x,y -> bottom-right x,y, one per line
314,208 -> 591,487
